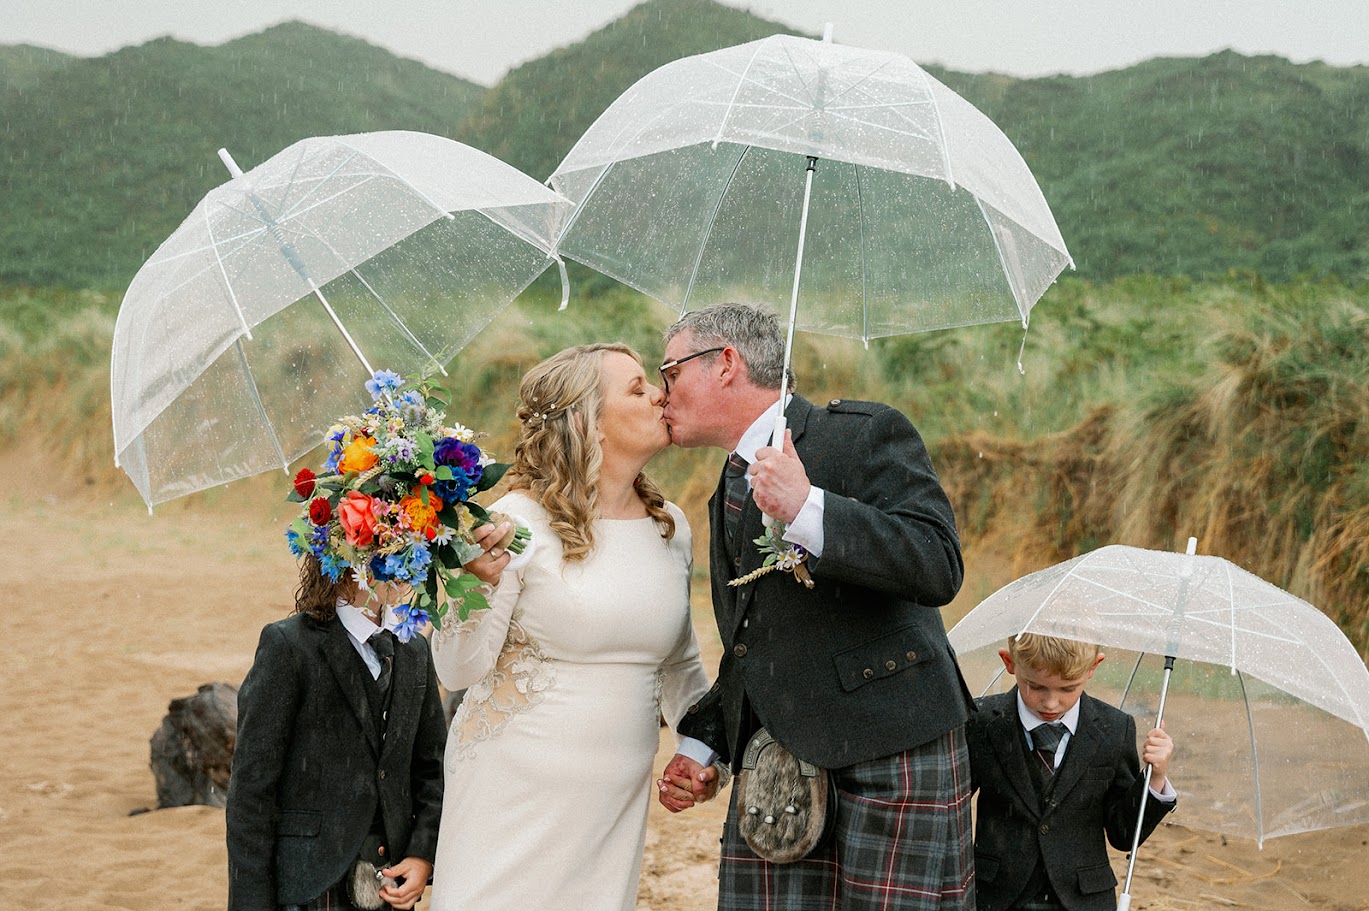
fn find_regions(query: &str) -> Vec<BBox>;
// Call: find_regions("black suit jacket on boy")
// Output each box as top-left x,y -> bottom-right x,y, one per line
679,394 -> 973,769
967,689 -> 1176,911
226,613 -> 447,910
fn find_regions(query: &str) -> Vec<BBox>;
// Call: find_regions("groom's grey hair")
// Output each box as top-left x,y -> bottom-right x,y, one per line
663,302 -> 795,392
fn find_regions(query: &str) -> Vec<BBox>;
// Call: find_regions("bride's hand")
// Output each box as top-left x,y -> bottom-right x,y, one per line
463,520 -> 514,586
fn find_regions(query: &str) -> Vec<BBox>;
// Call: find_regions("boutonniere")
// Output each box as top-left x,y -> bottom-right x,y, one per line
728,523 -> 814,589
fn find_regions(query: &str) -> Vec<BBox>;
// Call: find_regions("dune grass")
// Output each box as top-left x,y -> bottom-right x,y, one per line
4,274 -> 1367,651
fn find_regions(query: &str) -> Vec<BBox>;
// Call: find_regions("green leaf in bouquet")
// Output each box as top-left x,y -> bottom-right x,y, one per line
413,432 -> 435,464
426,385 -> 451,411
433,465 -> 454,481
476,462 -> 509,492
435,503 -> 462,528
465,501 -> 490,524
436,542 -> 461,569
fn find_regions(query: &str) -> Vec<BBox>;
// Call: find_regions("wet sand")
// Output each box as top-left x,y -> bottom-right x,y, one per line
2,476 -> 1366,910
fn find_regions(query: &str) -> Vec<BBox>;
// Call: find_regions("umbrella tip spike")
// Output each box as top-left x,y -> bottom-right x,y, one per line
217,148 -> 244,179
822,23 -> 834,43
1186,536 -> 1198,555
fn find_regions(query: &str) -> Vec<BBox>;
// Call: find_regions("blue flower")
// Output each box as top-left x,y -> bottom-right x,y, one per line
320,553 -> 348,582
406,544 -> 433,580
392,604 -> 430,643
383,553 -> 407,580
366,370 -> 404,399
432,465 -> 472,505
285,527 -> 307,557
370,554 -> 396,582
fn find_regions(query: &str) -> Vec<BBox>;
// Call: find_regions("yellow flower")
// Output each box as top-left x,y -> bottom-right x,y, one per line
338,435 -> 379,473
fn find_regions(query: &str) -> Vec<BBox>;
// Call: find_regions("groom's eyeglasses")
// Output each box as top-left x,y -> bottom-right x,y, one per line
658,347 -> 725,395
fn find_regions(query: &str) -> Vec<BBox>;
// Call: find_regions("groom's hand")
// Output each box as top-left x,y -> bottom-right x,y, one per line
657,753 -> 718,812
752,429 -> 810,524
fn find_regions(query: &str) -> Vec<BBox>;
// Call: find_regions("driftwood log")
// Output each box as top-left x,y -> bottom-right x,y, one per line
149,682 -> 238,809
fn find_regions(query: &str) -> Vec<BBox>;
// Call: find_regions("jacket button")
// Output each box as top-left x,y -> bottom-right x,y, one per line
1039,822 -> 1049,835
734,555 -> 743,567
378,846 -> 385,856
379,770 -> 387,780
734,644 -> 748,657
906,650 -> 917,661
862,667 -> 874,680
884,660 -> 897,671
830,399 -> 841,406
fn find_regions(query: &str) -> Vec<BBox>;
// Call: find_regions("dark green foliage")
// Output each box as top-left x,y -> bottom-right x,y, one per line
0,22 -> 485,290
456,0 -> 804,181
934,52 -> 1369,284
2,3 -> 1368,292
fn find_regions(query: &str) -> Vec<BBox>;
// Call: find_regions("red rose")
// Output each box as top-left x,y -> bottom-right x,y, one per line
308,497 -> 332,525
419,473 -> 435,486
293,468 -> 316,498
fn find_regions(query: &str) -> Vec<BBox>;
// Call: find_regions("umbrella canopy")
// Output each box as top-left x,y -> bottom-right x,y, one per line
112,130 -> 571,509
549,31 -> 1073,342
949,542 -> 1369,846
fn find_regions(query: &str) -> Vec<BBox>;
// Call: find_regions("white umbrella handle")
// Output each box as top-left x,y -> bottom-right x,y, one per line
1120,654 -> 1175,908
763,155 -> 818,528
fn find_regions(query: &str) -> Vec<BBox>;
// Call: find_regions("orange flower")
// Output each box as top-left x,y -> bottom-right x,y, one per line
338,491 -> 379,547
337,435 -> 379,474
399,492 -> 444,535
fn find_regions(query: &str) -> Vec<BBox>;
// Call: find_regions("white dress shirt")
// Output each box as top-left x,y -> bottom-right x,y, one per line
1016,691 -> 1175,801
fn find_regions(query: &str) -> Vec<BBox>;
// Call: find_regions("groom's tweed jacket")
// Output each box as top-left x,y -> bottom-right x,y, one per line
679,394 -> 974,769
226,613 -> 446,909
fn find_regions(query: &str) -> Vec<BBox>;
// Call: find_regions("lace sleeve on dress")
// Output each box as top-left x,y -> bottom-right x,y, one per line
430,525 -> 534,692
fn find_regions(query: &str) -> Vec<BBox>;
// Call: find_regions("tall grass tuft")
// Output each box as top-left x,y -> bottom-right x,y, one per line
4,275 -> 1368,651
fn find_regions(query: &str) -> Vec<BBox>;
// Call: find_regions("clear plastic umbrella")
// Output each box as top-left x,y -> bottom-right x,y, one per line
111,130 -> 571,509
549,27 -> 1072,447
948,539 -> 1369,908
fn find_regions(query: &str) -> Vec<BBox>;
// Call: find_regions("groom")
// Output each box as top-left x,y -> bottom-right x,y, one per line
657,302 -> 976,910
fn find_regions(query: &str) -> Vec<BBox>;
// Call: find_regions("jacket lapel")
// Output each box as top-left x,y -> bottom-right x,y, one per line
1051,693 -> 1105,802
987,690 -> 1043,817
723,396 -> 816,643
318,617 -> 382,759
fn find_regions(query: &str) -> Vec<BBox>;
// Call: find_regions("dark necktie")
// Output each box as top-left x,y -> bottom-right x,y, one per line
1032,721 -> 1067,774
723,452 -> 749,554
369,628 -> 395,700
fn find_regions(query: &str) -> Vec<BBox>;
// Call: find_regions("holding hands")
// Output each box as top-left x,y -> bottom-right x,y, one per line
657,753 -> 720,813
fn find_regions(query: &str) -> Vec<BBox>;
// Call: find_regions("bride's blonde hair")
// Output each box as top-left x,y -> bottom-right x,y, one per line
509,343 -> 675,562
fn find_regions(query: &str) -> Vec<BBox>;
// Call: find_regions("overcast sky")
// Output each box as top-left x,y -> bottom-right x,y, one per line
4,0 -> 1367,85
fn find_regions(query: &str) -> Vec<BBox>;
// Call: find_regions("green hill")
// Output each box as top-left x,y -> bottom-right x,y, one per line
0,44 -> 74,91
0,22 -> 486,289
931,52 -> 1369,281
1,3 -> 1367,291
456,0 -> 804,181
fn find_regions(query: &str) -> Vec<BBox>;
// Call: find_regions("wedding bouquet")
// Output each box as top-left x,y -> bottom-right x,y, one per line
285,370 -> 529,640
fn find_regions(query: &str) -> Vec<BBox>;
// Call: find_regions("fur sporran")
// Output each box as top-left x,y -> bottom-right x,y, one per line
734,728 -> 835,863
344,834 -> 396,910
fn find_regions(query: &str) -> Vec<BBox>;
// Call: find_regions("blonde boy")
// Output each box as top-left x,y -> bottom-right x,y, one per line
966,633 -> 1176,911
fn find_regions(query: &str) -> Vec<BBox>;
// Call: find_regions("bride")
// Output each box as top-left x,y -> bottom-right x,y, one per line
428,343 -> 714,910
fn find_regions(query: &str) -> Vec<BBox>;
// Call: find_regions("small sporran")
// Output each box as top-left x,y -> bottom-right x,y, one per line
344,834 -> 397,910
734,728 -> 835,863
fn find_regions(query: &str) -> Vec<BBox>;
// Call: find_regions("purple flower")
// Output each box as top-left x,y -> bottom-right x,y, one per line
434,438 -> 484,482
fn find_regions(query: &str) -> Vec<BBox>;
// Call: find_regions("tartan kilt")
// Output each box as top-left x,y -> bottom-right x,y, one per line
718,726 -> 975,911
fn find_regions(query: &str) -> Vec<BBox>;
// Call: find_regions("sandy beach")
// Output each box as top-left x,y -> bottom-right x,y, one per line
3,467 -> 1367,911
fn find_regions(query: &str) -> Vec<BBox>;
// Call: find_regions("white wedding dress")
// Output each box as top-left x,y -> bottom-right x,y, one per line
428,491 -> 711,911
